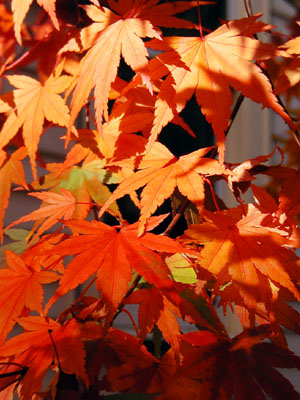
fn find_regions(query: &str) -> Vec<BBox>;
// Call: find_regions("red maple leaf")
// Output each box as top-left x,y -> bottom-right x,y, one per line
0,250 -> 58,344
44,215 -> 192,315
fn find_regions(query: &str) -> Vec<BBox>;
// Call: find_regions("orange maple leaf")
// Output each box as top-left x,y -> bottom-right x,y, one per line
145,15 -> 295,161
11,0 -> 59,44
0,147 -> 28,242
0,74 -> 73,179
67,2 -> 161,136
32,154 -> 122,221
5,188 -> 76,243
0,361 -> 28,398
99,143 -> 225,235
0,250 -> 58,344
182,205 -> 300,325
263,166 -> 300,220
275,57 -> 300,96
0,4 -> 16,67
0,316 -> 103,399
44,215 -> 190,315
225,148 -> 277,199
125,287 -> 181,352
66,1 -> 213,134
103,1 -> 213,31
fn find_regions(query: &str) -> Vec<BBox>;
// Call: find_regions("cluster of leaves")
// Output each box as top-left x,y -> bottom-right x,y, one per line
0,0 -> 300,399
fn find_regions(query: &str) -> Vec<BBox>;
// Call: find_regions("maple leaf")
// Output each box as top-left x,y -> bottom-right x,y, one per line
11,0 -> 59,44
0,250 -> 58,344
5,188 -> 76,243
43,215 -> 190,315
34,157 -> 122,220
263,166 -> 300,220
105,329 -> 205,399
0,316 -> 103,399
145,15 -> 295,161
165,253 -> 197,284
182,205 -> 300,326
99,143 -> 225,235
5,27 -> 80,81
0,146 -> 28,242
104,1 -> 213,31
0,361 -> 28,399
0,229 -> 30,266
256,294 -> 300,339
275,57 -> 300,96
0,4 -> 16,68
67,3 -> 161,136
225,147 -> 277,199
274,31 -> 300,97
103,327 -> 160,393
180,325 -> 300,400
0,74 -> 73,179
125,287 -> 181,352
66,0 -> 214,134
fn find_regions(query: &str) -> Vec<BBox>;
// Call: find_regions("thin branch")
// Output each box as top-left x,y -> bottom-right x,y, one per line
0,363 -> 28,379
111,274 -> 142,324
162,198 -> 189,236
85,102 -> 90,129
244,0 -> 254,17
196,0 -> 204,39
48,329 -> 62,372
204,177 -> 220,212
162,92 -> 245,235
71,276 -> 97,309
208,92 -> 245,160
271,89 -> 300,148
121,308 -> 139,336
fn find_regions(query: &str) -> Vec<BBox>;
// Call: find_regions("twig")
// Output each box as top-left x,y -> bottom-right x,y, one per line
121,308 -> 139,336
162,198 -> 190,236
48,329 -> 62,372
208,93 -> 245,160
196,0 -> 204,40
111,274 -> 142,324
204,177 -> 221,212
244,0 -> 254,17
272,89 -> 300,148
71,276 -> 97,309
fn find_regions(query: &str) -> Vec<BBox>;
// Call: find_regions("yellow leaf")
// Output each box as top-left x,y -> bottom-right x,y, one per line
0,74 -> 72,179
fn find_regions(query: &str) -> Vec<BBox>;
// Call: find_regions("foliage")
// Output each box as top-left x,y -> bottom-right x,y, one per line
0,0 -> 300,399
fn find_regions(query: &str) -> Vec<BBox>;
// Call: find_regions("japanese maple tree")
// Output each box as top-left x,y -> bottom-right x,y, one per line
1,0 -> 300,399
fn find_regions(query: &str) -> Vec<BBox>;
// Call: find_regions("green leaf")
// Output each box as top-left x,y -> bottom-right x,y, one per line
35,162 -> 122,219
165,253 -> 197,284
0,228 -> 30,266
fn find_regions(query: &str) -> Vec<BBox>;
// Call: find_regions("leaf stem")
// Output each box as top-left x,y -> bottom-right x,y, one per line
197,0 -> 204,40
85,102 -> 90,129
85,101 -> 97,127
72,276 -> 97,309
121,308 -> 139,336
208,92 -> 245,160
162,198 -> 189,236
111,274 -> 142,324
205,177 -> 220,212
48,329 -> 62,372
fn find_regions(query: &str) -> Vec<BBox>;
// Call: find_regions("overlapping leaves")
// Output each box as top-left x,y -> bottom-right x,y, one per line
1,2 -> 300,400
